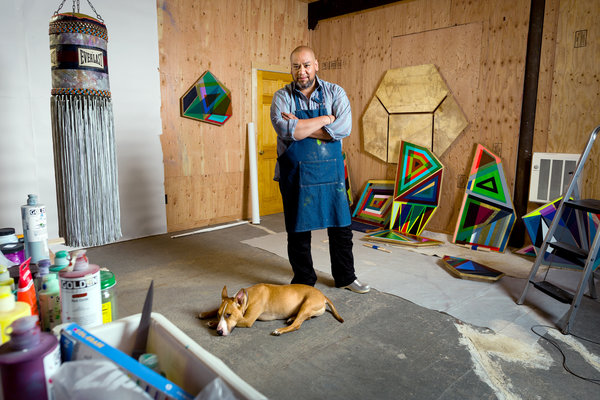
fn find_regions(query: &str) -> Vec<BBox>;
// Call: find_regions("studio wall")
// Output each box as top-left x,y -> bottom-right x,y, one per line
310,0 -> 599,233
157,0 -> 309,232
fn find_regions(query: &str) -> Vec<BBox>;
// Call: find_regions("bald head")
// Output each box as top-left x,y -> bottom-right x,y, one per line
290,46 -> 316,62
290,46 -> 319,91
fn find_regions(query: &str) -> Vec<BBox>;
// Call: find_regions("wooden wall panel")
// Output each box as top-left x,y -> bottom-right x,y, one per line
311,0 -> 533,233
547,0 -> 600,199
157,0 -> 308,232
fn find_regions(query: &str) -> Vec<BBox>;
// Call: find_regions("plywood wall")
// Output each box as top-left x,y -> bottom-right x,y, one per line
310,0 -> 565,233
157,0 -> 308,232
547,0 -> 600,199
156,0 -> 599,235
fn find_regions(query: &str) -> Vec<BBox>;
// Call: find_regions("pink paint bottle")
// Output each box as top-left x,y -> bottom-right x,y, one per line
0,316 -> 60,400
59,250 -> 102,328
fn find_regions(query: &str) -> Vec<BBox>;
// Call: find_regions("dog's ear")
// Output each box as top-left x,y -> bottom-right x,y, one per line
234,289 -> 247,307
221,286 -> 228,299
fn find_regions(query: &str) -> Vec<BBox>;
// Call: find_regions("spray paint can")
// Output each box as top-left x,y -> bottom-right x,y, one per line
59,251 -> 102,328
20,194 -> 49,264
0,316 -> 60,400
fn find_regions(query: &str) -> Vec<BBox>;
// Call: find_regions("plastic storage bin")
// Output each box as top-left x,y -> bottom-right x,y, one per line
63,312 -> 266,400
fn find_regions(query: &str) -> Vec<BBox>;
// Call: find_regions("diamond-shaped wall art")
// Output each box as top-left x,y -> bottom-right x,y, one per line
180,70 -> 232,126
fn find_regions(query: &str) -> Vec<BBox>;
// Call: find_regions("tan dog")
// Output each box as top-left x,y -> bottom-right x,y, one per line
198,283 -> 344,336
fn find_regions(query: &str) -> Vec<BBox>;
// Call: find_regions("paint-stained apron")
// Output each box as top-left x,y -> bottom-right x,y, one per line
278,90 -> 351,232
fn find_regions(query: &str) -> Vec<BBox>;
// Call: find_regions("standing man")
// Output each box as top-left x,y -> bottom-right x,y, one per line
270,45 -> 370,294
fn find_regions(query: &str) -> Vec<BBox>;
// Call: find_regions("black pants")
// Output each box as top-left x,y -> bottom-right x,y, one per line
287,226 -> 356,288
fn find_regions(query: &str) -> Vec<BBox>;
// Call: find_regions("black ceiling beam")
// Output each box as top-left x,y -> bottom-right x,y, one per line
308,0 -> 401,30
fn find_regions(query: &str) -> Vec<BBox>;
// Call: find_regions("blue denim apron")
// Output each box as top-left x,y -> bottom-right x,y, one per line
278,89 -> 351,232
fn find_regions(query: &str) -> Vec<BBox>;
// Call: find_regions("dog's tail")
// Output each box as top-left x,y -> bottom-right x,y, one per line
325,297 -> 344,323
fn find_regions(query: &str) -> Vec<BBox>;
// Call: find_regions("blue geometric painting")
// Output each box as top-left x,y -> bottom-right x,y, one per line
180,70 -> 232,126
523,197 -> 600,270
441,255 -> 504,281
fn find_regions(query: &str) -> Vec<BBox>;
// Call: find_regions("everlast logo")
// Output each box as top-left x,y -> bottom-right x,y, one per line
62,276 -> 99,290
78,48 -> 104,69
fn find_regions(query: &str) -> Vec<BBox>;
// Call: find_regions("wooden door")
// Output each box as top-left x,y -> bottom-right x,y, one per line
256,70 -> 292,215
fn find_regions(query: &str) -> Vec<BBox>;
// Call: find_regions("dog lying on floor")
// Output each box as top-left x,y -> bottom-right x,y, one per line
198,283 -> 344,336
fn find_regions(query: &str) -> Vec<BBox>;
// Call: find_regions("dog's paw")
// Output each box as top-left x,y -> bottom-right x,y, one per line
271,329 -> 282,336
207,320 -> 218,329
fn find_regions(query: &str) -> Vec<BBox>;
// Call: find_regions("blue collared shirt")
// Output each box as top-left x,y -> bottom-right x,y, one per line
270,76 -> 352,180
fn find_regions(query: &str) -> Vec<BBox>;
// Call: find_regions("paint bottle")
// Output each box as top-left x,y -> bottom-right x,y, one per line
0,286 -> 31,344
38,274 -> 61,331
0,228 -> 18,246
59,250 -> 102,328
0,315 -> 61,400
0,242 -> 25,265
35,258 -> 51,293
0,266 -> 14,292
20,194 -> 49,264
101,269 -> 118,324
51,250 -> 71,273
16,258 -> 39,320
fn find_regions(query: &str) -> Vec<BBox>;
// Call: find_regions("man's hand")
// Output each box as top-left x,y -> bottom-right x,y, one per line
282,112 -> 298,121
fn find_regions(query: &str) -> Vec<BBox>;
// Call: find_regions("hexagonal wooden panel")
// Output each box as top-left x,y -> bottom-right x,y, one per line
362,64 -> 468,163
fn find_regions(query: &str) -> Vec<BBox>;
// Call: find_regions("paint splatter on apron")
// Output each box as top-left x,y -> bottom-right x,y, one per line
278,89 -> 351,232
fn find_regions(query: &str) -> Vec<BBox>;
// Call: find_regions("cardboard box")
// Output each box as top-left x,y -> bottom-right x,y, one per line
58,313 -> 266,400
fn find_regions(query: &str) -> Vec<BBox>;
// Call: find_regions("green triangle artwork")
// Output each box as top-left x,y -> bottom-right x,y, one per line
180,71 -> 232,126
453,144 -> 516,252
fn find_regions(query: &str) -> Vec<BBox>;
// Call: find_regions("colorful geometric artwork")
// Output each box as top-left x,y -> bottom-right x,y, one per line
180,70 -> 232,126
352,180 -> 395,227
441,255 -> 504,282
522,197 -> 600,270
390,141 -> 444,236
363,141 -> 444,247
363,230 -> 443,247
515,245 -> 536,257
343,152 -> 353,207
453,144 -> 516,252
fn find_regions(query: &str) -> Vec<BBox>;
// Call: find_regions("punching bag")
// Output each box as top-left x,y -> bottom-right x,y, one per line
49,5 -> 121,247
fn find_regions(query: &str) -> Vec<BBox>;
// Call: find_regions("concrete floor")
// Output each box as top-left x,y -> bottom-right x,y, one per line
85,214 -> 600,400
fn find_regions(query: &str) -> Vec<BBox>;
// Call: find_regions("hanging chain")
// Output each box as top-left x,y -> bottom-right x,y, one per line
86,0 -> 103,22
53,0 -> 68,15
53,0 -> 103,22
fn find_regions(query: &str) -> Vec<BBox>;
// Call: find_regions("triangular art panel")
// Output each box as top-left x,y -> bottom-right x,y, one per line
453,144 -> 516,252
364,141 -> 444,246
352,180 -> 395,227
180,70 -> 232,126
522,197 -> 600,270
441,255 -> 504,281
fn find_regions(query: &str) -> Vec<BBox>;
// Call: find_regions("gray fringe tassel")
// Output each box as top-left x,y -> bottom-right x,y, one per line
51,94 -> 122,247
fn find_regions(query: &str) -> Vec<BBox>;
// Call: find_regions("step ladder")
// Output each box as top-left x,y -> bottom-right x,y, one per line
517,124 -> 600,334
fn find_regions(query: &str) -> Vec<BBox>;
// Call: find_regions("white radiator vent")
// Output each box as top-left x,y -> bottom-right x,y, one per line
529,152 -> 581,203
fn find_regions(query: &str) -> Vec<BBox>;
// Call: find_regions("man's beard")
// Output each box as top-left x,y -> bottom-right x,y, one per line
295,77 -> 315,90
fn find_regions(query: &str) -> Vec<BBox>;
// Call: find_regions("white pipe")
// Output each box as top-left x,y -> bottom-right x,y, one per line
170,221 -> 249,238
247,122 -> 261,224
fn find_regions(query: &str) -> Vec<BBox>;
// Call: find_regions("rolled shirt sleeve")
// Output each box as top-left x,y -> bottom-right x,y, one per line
322,84 -> 352,141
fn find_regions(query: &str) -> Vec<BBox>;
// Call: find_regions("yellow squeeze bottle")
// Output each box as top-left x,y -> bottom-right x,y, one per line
0,286 -> 31,344
0,267 -> 14,291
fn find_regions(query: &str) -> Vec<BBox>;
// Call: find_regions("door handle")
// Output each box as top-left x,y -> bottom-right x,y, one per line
258,150 -> 264,155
